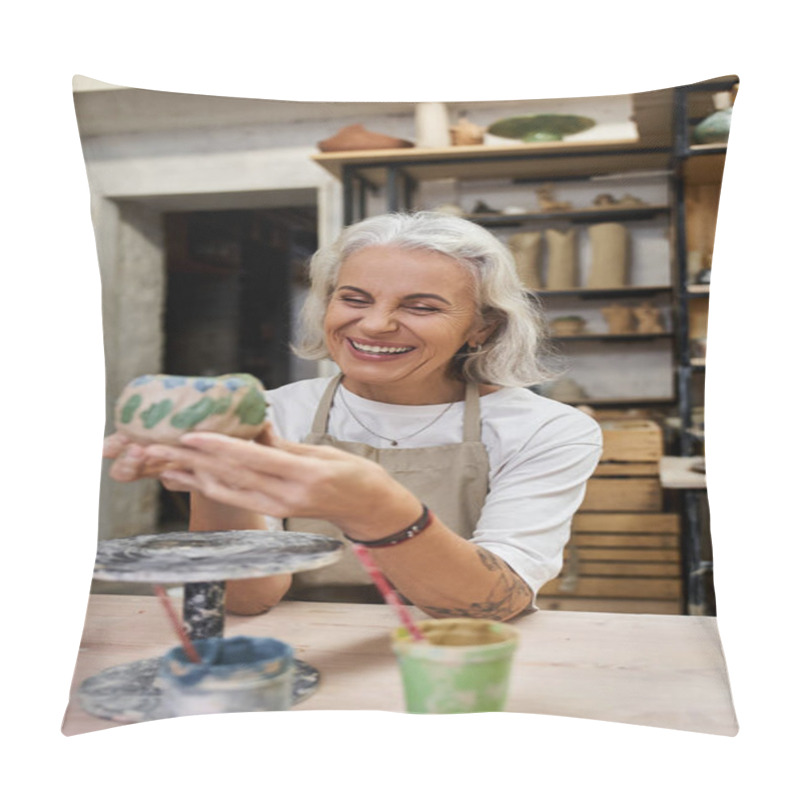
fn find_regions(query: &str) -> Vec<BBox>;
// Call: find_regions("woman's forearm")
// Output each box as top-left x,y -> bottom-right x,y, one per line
189,492 -> 292,615
366,520 -> 533,621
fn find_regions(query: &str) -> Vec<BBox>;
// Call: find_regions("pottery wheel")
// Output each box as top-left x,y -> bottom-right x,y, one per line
93,530 -> 344,583
79,657 -> 320,723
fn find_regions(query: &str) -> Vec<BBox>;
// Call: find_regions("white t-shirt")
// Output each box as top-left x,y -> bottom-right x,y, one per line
265,378 -> 602,597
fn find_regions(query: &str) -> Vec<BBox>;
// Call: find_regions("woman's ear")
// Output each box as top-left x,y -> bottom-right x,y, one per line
469,315 -> 500,348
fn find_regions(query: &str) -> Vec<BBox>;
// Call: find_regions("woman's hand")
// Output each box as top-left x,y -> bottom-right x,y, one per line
141,423 -> 421,538
103,432 -> 188,492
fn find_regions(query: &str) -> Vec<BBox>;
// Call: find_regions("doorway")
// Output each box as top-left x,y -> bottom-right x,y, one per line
158,205 -> 318,529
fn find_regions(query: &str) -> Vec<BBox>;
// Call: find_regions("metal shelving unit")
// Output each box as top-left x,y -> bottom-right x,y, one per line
670,75 -> 737,615
313,81 -> 737,615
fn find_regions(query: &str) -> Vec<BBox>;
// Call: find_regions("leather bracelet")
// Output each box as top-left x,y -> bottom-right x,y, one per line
343,505 -> 432,548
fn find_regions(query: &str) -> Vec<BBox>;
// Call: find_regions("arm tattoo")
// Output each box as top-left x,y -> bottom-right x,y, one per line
419,546 -> 533,621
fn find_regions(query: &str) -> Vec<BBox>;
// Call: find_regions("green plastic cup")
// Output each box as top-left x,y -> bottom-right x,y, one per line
391,618 -> 518,714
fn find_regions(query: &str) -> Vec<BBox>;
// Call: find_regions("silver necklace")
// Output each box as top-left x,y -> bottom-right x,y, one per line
338,387 -> 456,446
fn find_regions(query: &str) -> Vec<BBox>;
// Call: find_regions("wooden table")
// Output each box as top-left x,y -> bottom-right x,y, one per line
62,595 -> 738,737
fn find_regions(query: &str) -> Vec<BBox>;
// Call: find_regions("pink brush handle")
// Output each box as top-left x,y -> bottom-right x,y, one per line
351,545 -> 425,641
154,584 -> 203,662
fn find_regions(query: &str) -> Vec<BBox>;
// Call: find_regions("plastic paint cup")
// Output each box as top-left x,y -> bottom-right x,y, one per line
157,636 -> 294,717
391,618 -> 518,714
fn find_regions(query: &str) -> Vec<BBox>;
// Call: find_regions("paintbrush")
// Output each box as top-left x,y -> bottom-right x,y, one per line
350,544 -> 425,641
154,584 -> 203,663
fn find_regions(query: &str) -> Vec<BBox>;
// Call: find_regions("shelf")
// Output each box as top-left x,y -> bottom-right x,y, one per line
565,396 -> 675,407
464,205 -> 670,227
686,284 -> 711,295
536,285 -> 673,299
312,140 -> 673,185
551,333 -> 673,343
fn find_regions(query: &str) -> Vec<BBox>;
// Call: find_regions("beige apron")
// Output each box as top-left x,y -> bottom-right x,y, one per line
285,374 -> 490,602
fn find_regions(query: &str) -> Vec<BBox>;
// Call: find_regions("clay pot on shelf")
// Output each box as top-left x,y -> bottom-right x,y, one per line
317,125 -> 413,152
633,301 -> 665,334
536,184 -> 573,212
550,316 -> 586,336
507,232 -> 542,289
545,229 -> 578,289
602,304 -> 636,335
450,113 -> 485,146
588,223 -> 629,288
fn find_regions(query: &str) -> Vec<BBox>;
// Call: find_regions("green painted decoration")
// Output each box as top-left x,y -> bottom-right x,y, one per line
120,394 -> 143,424
170,396 -> 217,430
235,387 -> 267,425
141,399 -> 174,429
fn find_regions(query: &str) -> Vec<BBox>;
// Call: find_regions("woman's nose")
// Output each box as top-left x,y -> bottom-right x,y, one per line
360,305 -> 399,333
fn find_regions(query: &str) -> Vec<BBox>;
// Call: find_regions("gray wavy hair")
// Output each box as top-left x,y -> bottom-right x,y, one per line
292,211 -> 553,387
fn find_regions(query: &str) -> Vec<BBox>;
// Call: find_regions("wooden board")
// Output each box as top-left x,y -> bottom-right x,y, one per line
572,513 -> 680,533
539,512 -> 683,607
593,462 -> 659,477
598,420 -> 664,462
535,596 -> 682,614
539,576 -> 681,599
582,477 -> 663,512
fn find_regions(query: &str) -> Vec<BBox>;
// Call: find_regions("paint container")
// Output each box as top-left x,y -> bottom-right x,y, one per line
391,618 -> 518,714
157,636 -> 294,717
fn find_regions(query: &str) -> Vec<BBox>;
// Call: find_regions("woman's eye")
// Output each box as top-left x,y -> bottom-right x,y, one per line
341,296 -> 369,305
407,305 -> 441,313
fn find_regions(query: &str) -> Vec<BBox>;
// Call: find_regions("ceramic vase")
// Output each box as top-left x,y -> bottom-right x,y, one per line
693,91 -> 733,145
588,223 -> 629,288
545,229 -> 578,290
508,232 -> 542,289
415,102 -> 451,148
602,304 -> 635,335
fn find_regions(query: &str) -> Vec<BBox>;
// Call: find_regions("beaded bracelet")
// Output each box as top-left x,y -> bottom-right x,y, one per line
343,505 -> 433,549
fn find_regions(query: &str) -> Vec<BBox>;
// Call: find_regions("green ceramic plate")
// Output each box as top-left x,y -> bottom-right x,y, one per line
487,114 -> 595,142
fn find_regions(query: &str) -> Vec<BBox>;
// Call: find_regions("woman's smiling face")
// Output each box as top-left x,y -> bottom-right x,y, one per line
323,245 -> 489,404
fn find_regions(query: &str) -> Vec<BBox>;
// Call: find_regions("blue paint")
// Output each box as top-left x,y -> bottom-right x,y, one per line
158,636 -> 295,715
162,376 -> 188,388
163,636 -> 294,687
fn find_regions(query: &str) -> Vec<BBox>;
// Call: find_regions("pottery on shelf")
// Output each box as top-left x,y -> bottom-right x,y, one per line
507,232 -> 542,290
592,193 -> 647,208
472,200 -> 500,214
450,113 -> 485,146
550,316 -> 586,336
602,304 -> 636,335
317,125 -> 413,152
633,301 -> 665,334
536,184 -> 573,212
545,229 -> 578,290
587,223 -> 629,288
487,114 -> 595,143
415,102 -> 451,148
692,90 -> 733,145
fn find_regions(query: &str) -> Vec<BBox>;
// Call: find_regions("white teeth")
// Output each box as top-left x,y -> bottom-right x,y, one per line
351,341 -> 413,355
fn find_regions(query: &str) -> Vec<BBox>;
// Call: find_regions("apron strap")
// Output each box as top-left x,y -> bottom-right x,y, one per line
310,373 -> 344,435
312,373 -> 481,443
463,381 -> 482,443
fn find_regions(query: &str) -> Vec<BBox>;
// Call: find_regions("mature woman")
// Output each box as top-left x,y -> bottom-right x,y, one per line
105,211 -> 602,621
